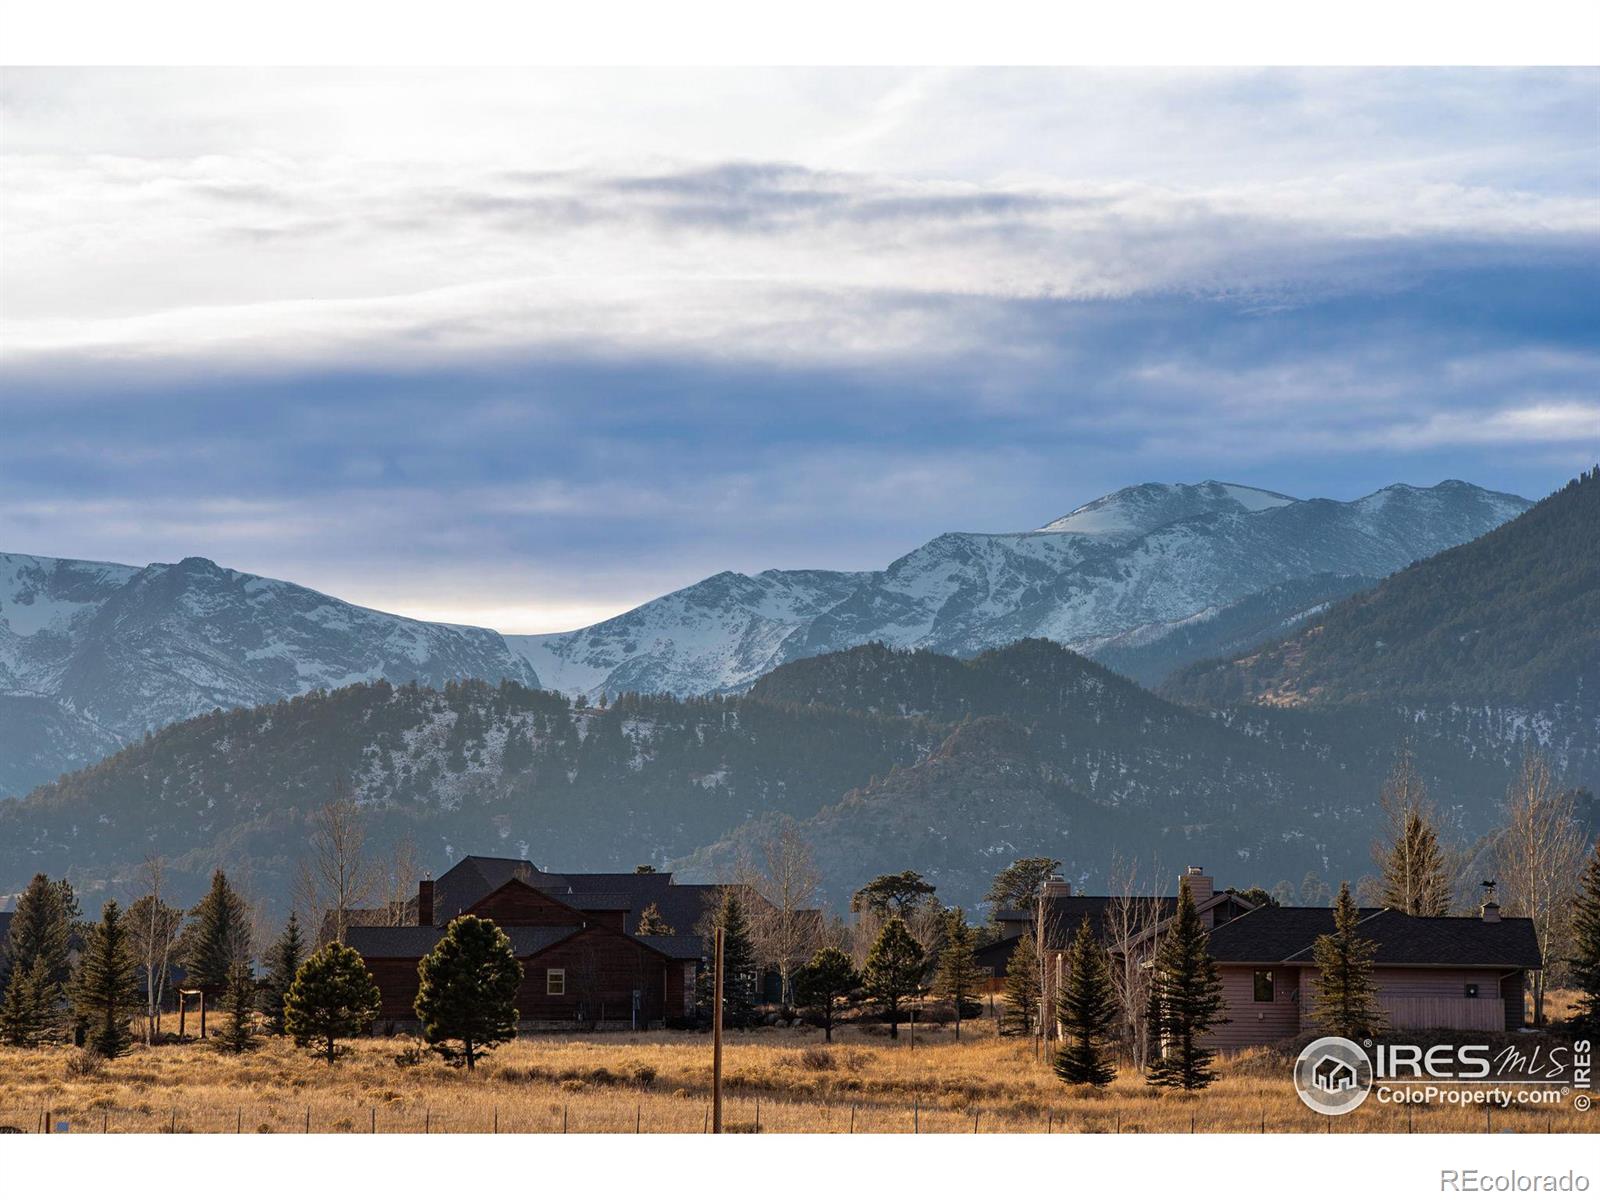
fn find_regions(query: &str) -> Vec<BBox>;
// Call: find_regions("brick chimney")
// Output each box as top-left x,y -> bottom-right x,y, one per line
1043,875 -> 1071,899
417,877 -> 434,927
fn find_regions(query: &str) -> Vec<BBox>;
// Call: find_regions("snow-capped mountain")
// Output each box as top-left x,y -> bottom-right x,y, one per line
0,478 -> 1530,797
508,480 -> 1531,699
0,552 -> 538,796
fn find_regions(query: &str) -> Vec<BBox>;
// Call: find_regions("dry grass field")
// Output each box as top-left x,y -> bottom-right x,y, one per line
2,1022 -> 1594,1134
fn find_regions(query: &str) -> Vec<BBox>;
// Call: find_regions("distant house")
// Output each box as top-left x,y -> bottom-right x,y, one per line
342,855 -> 741,1031
980,867 -> 1540,1048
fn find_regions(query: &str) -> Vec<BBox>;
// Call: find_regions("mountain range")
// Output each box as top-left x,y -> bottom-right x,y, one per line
2,468 -> 1593,915
0,478 -> 1533,802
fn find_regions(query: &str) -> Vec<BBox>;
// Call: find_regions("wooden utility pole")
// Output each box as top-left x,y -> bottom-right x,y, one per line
712,925 -> 725,1134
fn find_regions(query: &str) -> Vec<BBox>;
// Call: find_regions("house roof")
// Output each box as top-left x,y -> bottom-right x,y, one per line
1205,907 -> 1542,968
431,857 -> 570,923
346,924 -> 582,959
637,934 -> 706,961
993,891 -> 1256,946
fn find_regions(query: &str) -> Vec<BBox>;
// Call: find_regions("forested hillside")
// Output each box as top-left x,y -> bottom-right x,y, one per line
1164,469 -> 1599,709
6,636 -> 1592,915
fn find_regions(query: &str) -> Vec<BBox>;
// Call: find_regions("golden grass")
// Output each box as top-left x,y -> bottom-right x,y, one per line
1,1025 -> 1593,1134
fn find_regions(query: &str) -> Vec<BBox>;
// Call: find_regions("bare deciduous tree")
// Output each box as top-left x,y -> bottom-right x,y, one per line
295,788 -> 378,944
1104,856 -> 1164,1071
1496,751 -> 1588,1025
739,821 -> 823,1006
380,833 -> 424,926
128,855 -> 183,1043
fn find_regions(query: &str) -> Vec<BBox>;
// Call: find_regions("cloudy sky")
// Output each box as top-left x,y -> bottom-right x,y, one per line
2,67 -> 1595,632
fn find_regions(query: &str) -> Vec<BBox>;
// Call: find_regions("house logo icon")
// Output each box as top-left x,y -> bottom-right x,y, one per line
1294,1037 -> 1373,1116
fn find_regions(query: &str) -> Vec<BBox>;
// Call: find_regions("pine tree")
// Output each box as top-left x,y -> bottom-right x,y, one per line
4,872 -> 73,997
414,915 -> 522,1070
0,959 -> 55,1047
1380,809 -> 1452,916
72,900 -> 141,1059
793,946 -> 860,1042
1147,877 -> 1227,1091
1569,839 -> 1600,1036
260,913 -> 305,1036
1053,917 -> 1118,1087
635,902 -> 674,936
935,908 -> 983,1040
214,959 -> 259,1054
697,889 -> 758,1028
1311,881 -> 1386,1040
863,916 -> 925,1039
283,942 -> 381,1064
181,870 -> 251,999
1001,929 -> 1040,1036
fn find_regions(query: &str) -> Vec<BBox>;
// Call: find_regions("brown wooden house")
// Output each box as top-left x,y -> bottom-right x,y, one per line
344,855 -> 712,1031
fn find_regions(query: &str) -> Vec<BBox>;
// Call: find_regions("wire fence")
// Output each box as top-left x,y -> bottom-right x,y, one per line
2,1094 -> 1585,1135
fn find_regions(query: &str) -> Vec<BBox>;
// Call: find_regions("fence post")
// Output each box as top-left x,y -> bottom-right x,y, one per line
973,1111 -> 979,1134
306,1106 -> 311,1135
495,1106 -> 499,1134
371,1107 -> 376,1134
1047,1109 -> 1052,1134
849,1102 -> 855,1133
635,1105 -> 640,1134
424,1108 -> 429,1135
236,1107 -> 241,1134
170,1107 -> 177,1134
563,1104 -> 568,1134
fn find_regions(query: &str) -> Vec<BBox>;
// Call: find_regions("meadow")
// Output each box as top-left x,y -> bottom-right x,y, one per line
2,1015 -> 1594,1135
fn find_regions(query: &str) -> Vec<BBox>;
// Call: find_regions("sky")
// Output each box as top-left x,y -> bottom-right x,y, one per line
2,67 -> 1596,633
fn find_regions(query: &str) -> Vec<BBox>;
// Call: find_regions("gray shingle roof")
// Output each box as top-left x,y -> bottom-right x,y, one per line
1205,907 -> 1542,968
346,924 -> 581,959
637,934 -> 705,961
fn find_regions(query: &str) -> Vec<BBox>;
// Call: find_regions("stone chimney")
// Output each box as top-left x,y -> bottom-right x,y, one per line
417,877 -> 434,927
1043,875 -> 1071,899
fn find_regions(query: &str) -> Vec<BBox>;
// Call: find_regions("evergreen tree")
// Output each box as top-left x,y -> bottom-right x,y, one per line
5,872 -> 73,989
863,916 -> 925,1039
181,870 -> 251,998
214,959 -> 259,1054
72,900 -> 141,1059
635,902 -> 674,936
697,889 -> 758,1028
983,857 -> 1062,913
1147,877 -> 1227,1091
0,959 -> 56,1047
793,946 -> 860,1042
414,915 -> 522,1070
1001,929 -> 1040,1036
283,942 -> 381,1064
1379,778 -> 1452,917
851,871 -> 937,920
934,908 -> 983,1040
260,913 -> 306,1036
1052,917 -> 1118,1087
1572,839 -> 1600,1036
1,873 -> 74,1045
1311,882 -> 1386,1040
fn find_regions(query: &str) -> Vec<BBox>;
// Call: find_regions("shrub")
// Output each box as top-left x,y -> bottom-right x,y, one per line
799,1047 -> 836,1071
65,1048 -> 106,1079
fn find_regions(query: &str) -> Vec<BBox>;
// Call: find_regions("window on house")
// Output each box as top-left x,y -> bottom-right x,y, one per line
1253,969 -> 1274,1002
547,968 -> 566,996
1464,983 -> 1479,999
